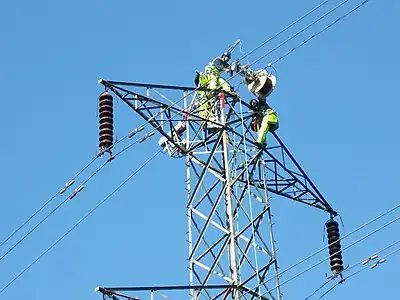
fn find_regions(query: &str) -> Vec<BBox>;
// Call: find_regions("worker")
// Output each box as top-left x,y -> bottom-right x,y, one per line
235,65 -> 278,148
250,99 -> 279,148
256,106 -> 278,147
195,52 -> 234,130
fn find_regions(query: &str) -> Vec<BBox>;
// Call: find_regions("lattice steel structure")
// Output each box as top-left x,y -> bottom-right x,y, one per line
96,79 -> 337,300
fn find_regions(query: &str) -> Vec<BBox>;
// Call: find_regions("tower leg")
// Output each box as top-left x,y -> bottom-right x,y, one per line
262,160 -> 282,300
220,93 -> 240,299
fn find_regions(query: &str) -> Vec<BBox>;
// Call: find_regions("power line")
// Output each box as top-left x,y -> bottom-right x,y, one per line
0,79 -> 212,267
316,241 -> 400,299
238,207 -> 400,298
0,128 -> 154,265
348,244 -> 400,277
303,280 -> 331,300
0,74 -> 216,257
0,148 -> 162,296
268,0 -> 372,66
102,0 -> 350,154
304,239 -> 400,300
97,0 -> 369,175
241,201 -> 400,294
123,0 -> 368,135
234,0 -> 334,63
258,213 -> 400,297
343,239 -> 400,275
244,0 -> 358,71
0,85 -> 174,253
0,155 -> 96,250
102,0 -> 354,138
0,160 -> 108,264
0,120 -> 143,251
315,282 -> 338,300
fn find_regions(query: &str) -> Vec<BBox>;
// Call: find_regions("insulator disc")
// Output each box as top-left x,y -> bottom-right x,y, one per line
329,248 -> 342,257
329,244 -> 342,253
99,129 -> 113,137
328,236 -> 340,244
330,253 -> 343,260
99,111 -> 113,119
100,119 -> 113,125
332,264 -> 344,272
326,219 -> 339,228
100,124 -> 114,132
328,231 -> 340,240
330,257 -> 343,266
99,133 -> 113,140
99,136 -> 113,143
99,92 -> 113,100
99,106 -> 113,114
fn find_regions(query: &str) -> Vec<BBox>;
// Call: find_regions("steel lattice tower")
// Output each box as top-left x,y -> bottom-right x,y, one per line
95,79 -> 337,300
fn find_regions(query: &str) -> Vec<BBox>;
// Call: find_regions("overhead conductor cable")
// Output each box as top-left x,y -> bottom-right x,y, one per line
0,149 -> 162,295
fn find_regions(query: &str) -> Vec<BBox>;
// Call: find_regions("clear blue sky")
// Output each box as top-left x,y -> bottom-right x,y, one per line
0,0 -> 399,299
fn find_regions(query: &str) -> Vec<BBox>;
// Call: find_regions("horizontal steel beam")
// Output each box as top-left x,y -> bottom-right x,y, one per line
99,79 -> 209,92
99,284 -> 234,292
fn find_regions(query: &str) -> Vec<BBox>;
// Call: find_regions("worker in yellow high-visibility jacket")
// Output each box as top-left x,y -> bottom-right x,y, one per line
195,52 -> 233,123
249,98 -> 279,147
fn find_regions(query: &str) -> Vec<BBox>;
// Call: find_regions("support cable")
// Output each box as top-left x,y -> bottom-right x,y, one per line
0,149 -> 162,296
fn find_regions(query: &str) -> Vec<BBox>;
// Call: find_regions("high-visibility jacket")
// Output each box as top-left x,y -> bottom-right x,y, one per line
195,58 -> 231,119
202,63 -> 231,93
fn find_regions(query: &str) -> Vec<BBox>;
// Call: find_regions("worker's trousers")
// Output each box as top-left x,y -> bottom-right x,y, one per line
256,108 -> 278,145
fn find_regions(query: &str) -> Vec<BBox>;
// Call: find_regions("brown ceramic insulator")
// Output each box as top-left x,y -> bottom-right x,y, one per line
326,219 -> 344,274
98,92 -> 114,149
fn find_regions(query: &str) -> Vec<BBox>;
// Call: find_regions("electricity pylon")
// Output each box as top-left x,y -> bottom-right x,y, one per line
95,79 -> 337,300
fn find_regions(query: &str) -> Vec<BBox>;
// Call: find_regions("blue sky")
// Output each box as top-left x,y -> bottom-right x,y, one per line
0,0 -> 399,299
